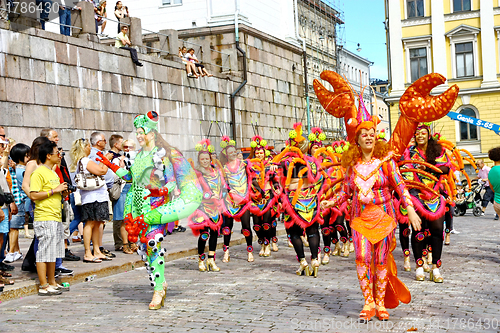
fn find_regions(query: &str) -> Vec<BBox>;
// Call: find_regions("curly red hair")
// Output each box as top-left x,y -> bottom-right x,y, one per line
341,130 -> 390,169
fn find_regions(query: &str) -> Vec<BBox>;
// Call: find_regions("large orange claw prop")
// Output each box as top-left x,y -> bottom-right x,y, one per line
313,71 -> 356,120
399,73 -> 459,122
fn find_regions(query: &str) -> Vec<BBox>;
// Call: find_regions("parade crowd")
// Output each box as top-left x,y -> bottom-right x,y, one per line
1,72 -> 500,321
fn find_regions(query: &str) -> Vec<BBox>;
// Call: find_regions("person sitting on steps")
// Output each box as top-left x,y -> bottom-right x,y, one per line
115,25 -> 143,67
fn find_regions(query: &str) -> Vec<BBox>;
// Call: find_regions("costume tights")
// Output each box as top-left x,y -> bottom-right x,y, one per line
224,210 -> 253,247
287,223 -> 319,260
398,222 -> 411,257
253,210 -> 273,244
197,227 -> 218,255
411,215 -> 444,266
444,204 -> 454,233
322,214 -> 348,250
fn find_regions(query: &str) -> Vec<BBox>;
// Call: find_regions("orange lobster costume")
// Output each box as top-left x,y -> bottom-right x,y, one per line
314,72 -> 458,319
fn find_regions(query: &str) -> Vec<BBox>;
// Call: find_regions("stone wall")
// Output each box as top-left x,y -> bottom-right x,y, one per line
0,24 -> 306,161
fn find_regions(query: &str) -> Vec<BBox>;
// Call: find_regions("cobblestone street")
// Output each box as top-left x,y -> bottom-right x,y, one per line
1,210 -> 500,333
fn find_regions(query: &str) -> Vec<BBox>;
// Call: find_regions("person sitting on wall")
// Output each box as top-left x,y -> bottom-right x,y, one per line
179,46 -> 198,78
185,48 -> 213,77
115,25 -> 143,67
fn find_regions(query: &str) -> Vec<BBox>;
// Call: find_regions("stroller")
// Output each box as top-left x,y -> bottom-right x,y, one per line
454,179 -> 484,217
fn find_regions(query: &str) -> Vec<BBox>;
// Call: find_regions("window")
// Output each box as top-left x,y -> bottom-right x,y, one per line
453,0 -> 471,12
409,48 -> 427,82
380,86 -> 387,93
459,108 -> 478,140
162,0 -> 182,5
407,0 -> 424,18
456,42 -> 474,77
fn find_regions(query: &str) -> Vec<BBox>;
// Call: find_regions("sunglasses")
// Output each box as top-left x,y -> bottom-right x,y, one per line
50,150 -> 62,156
123,145 -> 134,149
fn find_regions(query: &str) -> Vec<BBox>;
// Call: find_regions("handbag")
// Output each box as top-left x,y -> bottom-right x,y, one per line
74,190 -> 82,206
74,159 -> 106,191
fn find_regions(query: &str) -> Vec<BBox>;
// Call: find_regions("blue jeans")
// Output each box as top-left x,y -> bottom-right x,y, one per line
36,0 -> 53,30
58,8 -> 71,36
69,192 -> 82,235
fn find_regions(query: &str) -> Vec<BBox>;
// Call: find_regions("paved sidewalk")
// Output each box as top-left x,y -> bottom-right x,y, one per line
0,219 -> 287,302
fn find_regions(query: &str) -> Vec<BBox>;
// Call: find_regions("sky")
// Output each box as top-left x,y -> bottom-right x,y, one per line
339,0 -> 388,80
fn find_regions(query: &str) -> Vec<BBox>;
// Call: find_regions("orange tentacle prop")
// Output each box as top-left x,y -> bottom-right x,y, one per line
398,160 -> 443,174
403,168 -> 439,183
404,180 -> 441,198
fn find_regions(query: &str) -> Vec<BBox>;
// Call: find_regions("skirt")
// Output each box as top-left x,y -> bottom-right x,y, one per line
82,201 -> 109,222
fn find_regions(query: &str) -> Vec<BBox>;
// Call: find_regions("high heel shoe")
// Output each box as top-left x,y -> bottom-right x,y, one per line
422,258 -> 430,273
259,244 -> 265,257
430,268 -> 443,283
271,242 -> 279,252
375,307 -> 389,321
321,252 -> 330,265
288,239 -> 294,247
444,233 -> 450,245
247,252 -> 254,262
332,242 -> 341,256
427,252 -> 433,265
296,258 -> 310,276
149,283 -> 168,310
222,249 -> 230,263
341,242 -> 350,257
301,235 -> 309,247
263,244 -> 271,257
198,258 -> 207,272
403,256 -> 411,272
206,258 -> 220,272
359,306 -> 375,323
349,240 -> 354,252
415,267 -> 425,281
311,258 -> 320,278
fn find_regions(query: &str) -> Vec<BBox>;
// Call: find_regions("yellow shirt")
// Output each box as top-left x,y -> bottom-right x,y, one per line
115,32 -> 130,48
30,165 -> 62,222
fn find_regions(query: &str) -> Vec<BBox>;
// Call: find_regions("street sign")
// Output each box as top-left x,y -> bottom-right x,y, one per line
447,111 -> 500,135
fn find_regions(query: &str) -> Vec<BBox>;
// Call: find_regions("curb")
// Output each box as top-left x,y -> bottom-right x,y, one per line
0,228 -> 287,303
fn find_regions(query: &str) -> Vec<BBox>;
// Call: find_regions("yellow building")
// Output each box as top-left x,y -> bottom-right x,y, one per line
384,0 -> 500,165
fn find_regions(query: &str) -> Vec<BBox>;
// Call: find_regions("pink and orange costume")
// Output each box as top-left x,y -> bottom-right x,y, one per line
314,71 -> 459,318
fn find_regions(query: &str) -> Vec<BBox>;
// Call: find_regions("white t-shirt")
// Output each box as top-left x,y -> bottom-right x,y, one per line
79,157 -> 109,205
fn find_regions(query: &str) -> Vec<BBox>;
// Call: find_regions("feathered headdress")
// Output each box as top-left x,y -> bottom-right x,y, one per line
195,139 -> 215,155
308,127 -> 326,148
329,140 -> 349,154
220,135 -> 236,156
288,123 -> 306,147
134,111 -> 159,134
250,135 -> 270,157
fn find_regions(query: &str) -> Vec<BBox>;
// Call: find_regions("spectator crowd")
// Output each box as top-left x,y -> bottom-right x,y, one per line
0,126 -> 186,295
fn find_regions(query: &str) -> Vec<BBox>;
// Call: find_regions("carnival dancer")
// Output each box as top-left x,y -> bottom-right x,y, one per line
188,139 -> 227,272
401,124 -> 451,282
272,123 -> 329,277
219,136 -> 254,262
316,71 -> 458,321
96,111 -> 202,310
248,136 -> 281,257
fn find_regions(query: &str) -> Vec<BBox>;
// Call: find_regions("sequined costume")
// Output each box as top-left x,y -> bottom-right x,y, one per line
97,111 -> 202,308
314,71 -> 459,316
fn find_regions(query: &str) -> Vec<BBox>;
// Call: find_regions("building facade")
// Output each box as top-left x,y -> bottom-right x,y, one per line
385,0 -> 500,160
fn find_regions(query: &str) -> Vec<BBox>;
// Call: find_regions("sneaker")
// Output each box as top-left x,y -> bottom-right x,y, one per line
64,250 -> 80,262
55,267 -> 74,276
480,212 -> 485,216
51,283 -> 70,292
495,214 -> 499,221
38,285 -> 62,296
450,229 -> 460,234
13,252 -> 23,262
0,263 -> 14,271
3,252 -> 16,263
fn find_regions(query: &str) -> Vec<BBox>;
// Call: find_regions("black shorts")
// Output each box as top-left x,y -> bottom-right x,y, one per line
82,201 -> 109,222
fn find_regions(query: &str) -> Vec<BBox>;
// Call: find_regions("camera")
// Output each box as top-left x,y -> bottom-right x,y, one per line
67,184 -> 77,192
0,192 -> 15,206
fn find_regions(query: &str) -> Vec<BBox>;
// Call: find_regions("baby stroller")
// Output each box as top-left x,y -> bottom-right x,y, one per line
454,179 -> 484,216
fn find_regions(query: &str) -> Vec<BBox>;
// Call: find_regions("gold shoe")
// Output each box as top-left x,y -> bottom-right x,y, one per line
149,283 -> 167,310
403,256 -> 411,272
422,259 -> 430,273
288,239 -> 294,248
427,252 -> 433,265
321,252 -> 330,265
342,242 -> 350,257
296,258 -> 310,276
349,240 -> 354,252
247,252 -> 254,262
444,233 -> 450,245
259,244 -> 265,257
415,267 -> 425,281
222,250 -> 230,263
206,258 -> 220,272
301,235 -> 309,247
271,242 -> 279,252
430,268 -> 443,283
198,258 -> 206,272
263,244 -> 271,257
311,259 -> 320,278
332,242 -> 341,256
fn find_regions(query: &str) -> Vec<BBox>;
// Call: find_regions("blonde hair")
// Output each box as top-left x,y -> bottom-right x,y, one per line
69,138 -> 90,172
122,139 -> 136,150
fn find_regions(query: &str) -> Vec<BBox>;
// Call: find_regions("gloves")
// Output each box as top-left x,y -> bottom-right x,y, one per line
96,151 -> 120,173
143,185 -> 169,199
124,213 -> 149,243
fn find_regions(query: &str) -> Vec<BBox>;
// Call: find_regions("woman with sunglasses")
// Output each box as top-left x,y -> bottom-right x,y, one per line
96,111 -> 202,310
